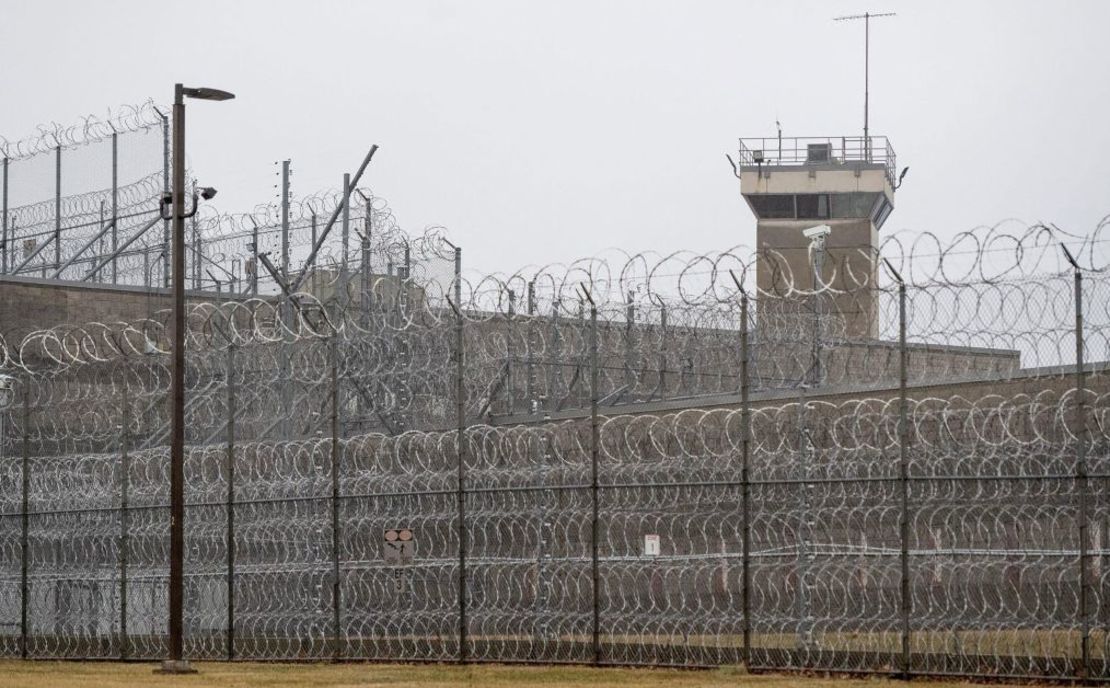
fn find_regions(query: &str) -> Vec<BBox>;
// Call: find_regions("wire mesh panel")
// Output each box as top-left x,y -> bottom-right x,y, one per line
1093,476 -> 1110,678
0,184 -> 1107,684
747,400 -> 902,672
0,512 -> 19,656
124,447 -> 170,660
595,413 -> 742,667
340,430 -> 459,661
465,421 -> 595,663
230,440 -> 331,660
23,448 -> 120,659
0,404 -> 19,656
599,482 -> 747,667
0,105 -> 166,288
182,442 -> 229,660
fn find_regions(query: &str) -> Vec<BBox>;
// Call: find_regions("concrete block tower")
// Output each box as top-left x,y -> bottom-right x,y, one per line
736,135 -> 897,340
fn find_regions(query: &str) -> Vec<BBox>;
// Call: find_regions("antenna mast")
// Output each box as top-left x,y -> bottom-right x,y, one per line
834,11 -> 895,161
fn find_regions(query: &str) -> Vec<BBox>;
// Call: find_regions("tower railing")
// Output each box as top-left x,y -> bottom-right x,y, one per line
738,135 -> 896,186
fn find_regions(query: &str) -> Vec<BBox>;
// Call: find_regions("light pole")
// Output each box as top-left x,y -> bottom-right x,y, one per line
157,83 -> 234,675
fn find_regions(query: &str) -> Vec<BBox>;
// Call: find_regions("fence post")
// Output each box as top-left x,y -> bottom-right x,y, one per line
584,286 -> 601,664
898,278 -> 911,678
119,380 -> 131,659
658,303 -> 668,397
281,160 -> 290,283
338,174 -> 351,307
1068,251 -> 1091,680
2,156 -> 8,274
161,113 -> 171,288
453,246 -> 468,663
505,290 -> 515,415
277,166 -> 293,437
624,293 -> 634,396
54,146 -> 61,273
796,390 -> 814,654
19,380 -> 29,658
361,198 -> 372,327
250,219 -> 259,298
225,341 -> 236,660
526,281 -> 535,412
191,200 -> 200,291
739,287 -> 752,668
548,300 -> 560,414
111,132 -> 118,284
329,333 -> 342,661
310,213 -> 318,295
280,313 -> 291,441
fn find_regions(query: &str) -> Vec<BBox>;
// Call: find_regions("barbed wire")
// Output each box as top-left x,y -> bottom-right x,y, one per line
1,113 -> 1109,677
0,100 -> 164,161
1,393 -> 1105,668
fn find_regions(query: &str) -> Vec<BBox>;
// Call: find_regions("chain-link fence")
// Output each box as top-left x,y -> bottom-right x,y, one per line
0,108 -> 408,298
0,217 -> 1107,679
0,103 -> 170,286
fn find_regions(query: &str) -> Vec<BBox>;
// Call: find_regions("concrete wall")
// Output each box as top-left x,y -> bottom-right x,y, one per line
0,275 -> 240,344
739,164 -> 892,196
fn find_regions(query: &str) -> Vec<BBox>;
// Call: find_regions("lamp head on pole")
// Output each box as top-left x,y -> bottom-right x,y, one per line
181,87 -> 236,102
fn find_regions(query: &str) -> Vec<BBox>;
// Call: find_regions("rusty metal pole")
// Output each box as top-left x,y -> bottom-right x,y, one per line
19,381 -> 29,659
281,160 -> 290,281
1073,259 -> 1091,679
166,83 -> 189,671
526,281 -> 535,412
2,156 -> 8,274
54,146 -> 61,272
225,340 -> 237,660
111,132 -> 118,284
740,290 -> 752,668
161,113 -> 171,287
330,333 -> 342,661
119,381 -> 131,659
506,290 -> 515,415
586,289 -> 600,664
898,279 -> 911,678
453,246 -> 468,663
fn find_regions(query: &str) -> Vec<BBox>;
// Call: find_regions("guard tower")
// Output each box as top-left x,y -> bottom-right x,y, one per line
737,135 -> 897,339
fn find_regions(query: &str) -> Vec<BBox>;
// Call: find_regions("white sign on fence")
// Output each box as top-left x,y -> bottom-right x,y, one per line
644,534 -> 660,557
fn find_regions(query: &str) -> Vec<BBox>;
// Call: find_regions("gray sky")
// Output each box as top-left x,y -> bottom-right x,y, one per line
2,0 -> 1109,276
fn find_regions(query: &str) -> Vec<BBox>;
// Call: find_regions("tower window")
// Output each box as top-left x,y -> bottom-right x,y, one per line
795,194 -> 830,219
748,194 -> 795,219
830,192 -> 880,219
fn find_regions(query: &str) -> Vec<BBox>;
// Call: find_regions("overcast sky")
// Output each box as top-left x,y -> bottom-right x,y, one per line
2,1 -> 1108,276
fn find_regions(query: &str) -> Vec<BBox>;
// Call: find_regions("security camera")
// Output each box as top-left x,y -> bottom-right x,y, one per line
199,187 -> 218,201
803,224 -> 831,240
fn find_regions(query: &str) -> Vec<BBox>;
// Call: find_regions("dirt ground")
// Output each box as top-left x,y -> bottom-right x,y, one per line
0,660 -> 1024,688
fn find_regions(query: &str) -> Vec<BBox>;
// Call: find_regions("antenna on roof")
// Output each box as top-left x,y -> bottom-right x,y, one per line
775,118 -> 783,162
834,11 -> 896,161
